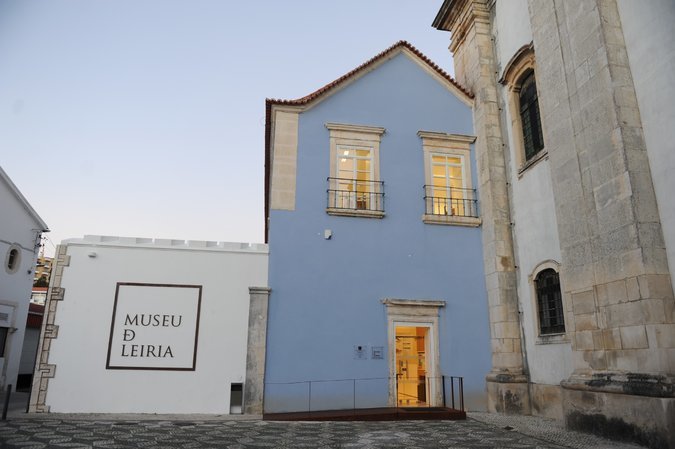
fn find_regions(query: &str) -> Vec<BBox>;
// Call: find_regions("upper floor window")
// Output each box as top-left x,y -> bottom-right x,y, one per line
535,268 -> 565,335
418,131 -> 480,227
500,44 -> 546,173
429,153 -> 466,216
326,123 -> 385,218
519,70 -> 544,161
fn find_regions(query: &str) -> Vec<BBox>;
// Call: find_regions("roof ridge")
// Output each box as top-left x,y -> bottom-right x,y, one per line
266,40 -> 473,107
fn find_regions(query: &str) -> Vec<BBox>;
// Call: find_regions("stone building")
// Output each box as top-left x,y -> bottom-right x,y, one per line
432,1 -> 674,448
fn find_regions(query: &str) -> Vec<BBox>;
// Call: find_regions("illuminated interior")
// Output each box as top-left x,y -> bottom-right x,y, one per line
431,154 -> 464,215
395,326 -> 428,407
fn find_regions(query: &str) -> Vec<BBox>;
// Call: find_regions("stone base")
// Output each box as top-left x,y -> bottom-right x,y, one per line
562,374 -> 675,449
486,373 -> 531,414
530,383 -> 563,420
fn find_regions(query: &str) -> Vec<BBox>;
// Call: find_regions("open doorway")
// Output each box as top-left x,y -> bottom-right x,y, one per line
395,326 -> 429,407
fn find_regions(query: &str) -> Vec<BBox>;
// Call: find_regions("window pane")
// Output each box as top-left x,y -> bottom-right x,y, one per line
535,269 -> 565,335
520,71 -> 545,161
431,155 -> 446,164
432,176 -> 447,188
431,164 -> 446,177
356,149 -> 370,158
447,157 -> 461,165
449,166 -> 463,180
339,158 -> 354,171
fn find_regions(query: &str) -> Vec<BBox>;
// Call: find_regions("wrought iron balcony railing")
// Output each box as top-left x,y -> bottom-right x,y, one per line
327,177 -> 384,212
423,186 -> 478,218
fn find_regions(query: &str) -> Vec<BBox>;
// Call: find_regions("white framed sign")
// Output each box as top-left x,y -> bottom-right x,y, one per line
106,283 -> 202,371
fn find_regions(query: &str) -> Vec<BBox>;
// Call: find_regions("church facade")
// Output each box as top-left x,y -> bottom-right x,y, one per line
433,1 -> 674,447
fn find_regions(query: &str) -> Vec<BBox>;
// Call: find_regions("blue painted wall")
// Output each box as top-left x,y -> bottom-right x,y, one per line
266,52 -> 491,412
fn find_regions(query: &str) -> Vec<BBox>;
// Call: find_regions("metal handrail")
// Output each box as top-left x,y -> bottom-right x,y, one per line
327,177 -> 384,212
265,374 -> 464,413
423,185 -> 478,218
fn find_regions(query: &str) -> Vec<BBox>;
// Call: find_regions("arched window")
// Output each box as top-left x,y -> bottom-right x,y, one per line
5,245 -> 21,274
535,268 -> 564,335
500,43 -> 546,171
519,70 -> 544,161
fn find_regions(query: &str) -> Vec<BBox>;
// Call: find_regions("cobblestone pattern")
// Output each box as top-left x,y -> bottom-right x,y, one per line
469,412 -> 644,449
0,417 -> 644,449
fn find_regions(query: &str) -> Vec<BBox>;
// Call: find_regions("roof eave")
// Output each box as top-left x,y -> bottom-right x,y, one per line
0,166 -> 49,232
432,0 -> 456,30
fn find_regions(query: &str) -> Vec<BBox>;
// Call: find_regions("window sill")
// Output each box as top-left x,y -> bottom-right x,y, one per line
535,332 -> 569,345
326,208 -> 385,219
517,149 -> 548,178
422,215 -> 481,227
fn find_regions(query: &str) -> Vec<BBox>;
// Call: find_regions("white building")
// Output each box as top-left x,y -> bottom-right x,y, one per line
0,166 -> 49,392
30,235 -> 268,414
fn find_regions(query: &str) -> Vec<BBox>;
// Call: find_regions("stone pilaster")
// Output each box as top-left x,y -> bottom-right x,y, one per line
29,244 -> 69,413
528,0 -> 674,446
435,0 -> 530,414
243,286 -> 271,415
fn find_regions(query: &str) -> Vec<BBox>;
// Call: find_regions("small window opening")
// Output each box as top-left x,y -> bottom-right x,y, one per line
230,383 -> 243,414
5,247 -> 21,274
0,327 -> 9,358
7,249 -> 18,270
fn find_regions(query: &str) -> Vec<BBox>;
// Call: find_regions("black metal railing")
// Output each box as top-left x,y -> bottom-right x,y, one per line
423,186 -> 478,218
327,178 -> 384,212
264,374 -> 465,414
443,375 -> 464,411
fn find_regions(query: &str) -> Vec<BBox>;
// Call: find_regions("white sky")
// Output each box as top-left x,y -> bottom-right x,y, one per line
0,1 -> 456,256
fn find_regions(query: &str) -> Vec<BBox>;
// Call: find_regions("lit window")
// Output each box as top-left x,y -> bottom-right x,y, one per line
430,154 -> 466,216
335,146 -> 374,210
419,131 -> 480,226
326,123 -> 385,218
535,269 -> 565,335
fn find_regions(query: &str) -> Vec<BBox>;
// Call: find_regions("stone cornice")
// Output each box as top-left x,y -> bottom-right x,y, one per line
433,0 -> 491,54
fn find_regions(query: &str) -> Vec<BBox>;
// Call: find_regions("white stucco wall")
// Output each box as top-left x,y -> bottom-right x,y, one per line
494,0 -> 533,75
19,327 -> 40,375
43,235 -> 268,414
0,169 -> 46,392
617,0 -> 675,293
492,5 -> 574,386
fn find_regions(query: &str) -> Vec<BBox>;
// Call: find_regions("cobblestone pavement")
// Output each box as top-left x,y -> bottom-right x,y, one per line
0,416 -> 646,449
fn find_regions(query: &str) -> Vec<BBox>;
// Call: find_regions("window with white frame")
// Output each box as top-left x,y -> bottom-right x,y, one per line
326,123 -> 385,218
418,131 -> 480,226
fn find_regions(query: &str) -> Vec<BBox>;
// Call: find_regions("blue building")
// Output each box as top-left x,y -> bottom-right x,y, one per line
263,41 -> 491,413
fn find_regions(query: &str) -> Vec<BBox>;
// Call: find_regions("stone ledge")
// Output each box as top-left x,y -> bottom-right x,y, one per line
486,372 -> 529,384
326,208 -> 385,219
561,372 -> 675,398
423,214 -> 481,227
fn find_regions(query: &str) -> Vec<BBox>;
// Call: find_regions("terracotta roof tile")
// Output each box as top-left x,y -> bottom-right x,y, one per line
267,40 -> 472,108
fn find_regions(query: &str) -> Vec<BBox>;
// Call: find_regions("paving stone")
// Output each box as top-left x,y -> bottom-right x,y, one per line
0,416 -> 648,449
